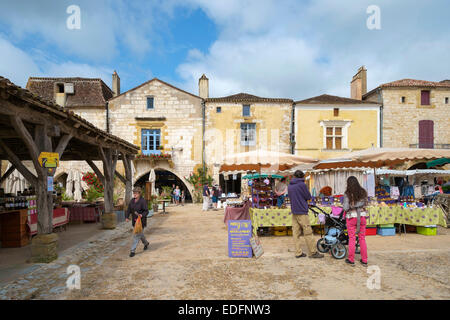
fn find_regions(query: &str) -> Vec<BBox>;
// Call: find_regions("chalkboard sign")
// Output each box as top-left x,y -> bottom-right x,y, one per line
228,220 -> 252,258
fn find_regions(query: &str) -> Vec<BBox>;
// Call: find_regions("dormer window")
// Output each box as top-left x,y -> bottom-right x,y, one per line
56,83 -> 64,93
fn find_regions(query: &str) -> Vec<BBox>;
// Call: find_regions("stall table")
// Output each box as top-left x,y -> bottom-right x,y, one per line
224,201 -> 251,224
68,205 -> 101,223
28,208 -> 70,236
250,206 -> 447,236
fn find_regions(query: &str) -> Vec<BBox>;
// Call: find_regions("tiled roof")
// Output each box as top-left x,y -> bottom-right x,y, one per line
295,94 -> 377,105
206,92 -> 293,103
109,78 -> 202,101
380,79 -> 450,88
364,78 -> 450,99
26,77 -> 113,108
0,76 -> 138,153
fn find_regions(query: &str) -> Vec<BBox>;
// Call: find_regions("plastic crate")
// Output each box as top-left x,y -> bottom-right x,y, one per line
274,227 -> 287,236
366,227 -> 377,236
416,226 -> 437,236
378,224 -> 395,228
377,227 -> 396,236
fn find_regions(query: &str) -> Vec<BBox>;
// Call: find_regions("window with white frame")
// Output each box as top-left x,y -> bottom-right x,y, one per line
320,120 -> 351,150
325,126 -> 343,150
241,123 -> 256,146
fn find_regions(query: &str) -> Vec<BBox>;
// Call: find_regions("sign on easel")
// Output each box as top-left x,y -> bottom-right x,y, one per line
228,220 -> 252,258
38,152 -> 59,168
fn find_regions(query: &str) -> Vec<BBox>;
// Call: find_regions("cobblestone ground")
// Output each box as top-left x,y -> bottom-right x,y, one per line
1,204 -> 449,300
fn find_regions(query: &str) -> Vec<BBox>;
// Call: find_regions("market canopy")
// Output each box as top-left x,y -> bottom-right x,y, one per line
426,158 -> 450,168
314,147 -> 450,170
242,173 -> 285,179
220,150 -> 318,173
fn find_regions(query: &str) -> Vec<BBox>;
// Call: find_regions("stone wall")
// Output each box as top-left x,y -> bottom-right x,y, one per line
107,79 -> 204,196
381,88 -> 450,148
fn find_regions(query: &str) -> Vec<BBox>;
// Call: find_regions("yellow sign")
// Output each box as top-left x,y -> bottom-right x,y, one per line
38,152 -> 59,168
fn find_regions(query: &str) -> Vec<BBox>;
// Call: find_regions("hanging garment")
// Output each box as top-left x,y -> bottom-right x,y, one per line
414,185 -> 422,198
390,186 -> 400,199
366,173 -> 376,197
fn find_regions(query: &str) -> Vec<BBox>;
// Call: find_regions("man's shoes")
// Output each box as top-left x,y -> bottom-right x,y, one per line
129,252 -> 135,257
144,243 -> 149,251
360,259 -> 368,267
295,253 -> 307,258
345,258 -> 355,265
309,252 -> 324,259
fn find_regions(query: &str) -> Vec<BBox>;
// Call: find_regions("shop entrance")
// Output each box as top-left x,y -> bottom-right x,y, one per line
219,173 -> 242,196
134,169 -> 192,202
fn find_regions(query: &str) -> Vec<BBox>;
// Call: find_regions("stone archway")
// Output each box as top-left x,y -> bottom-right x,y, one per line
134,166 -> 194,201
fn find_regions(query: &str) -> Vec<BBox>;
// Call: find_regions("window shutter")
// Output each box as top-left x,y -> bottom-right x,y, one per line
421,91 -> 430,105
419,120 -> 434,148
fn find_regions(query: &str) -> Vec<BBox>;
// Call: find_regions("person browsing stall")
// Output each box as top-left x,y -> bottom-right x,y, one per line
274,177 -> 288,208
343,176 -> 368,266
288,170 -> 324,259
126,187 -> 150,257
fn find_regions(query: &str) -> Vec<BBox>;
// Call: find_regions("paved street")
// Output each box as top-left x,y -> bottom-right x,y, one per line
1,204 -> 449,300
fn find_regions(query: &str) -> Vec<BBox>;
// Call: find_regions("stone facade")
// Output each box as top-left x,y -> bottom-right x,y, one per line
107,79 -> 204,198
365,87 -> 450,148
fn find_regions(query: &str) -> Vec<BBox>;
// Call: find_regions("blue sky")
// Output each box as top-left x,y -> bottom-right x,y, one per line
0,0 -> 449,100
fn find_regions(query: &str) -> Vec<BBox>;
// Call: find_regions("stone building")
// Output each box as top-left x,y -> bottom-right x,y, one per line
24,77 -> 115,190
107,77 -> 204,200
362,77 -> 450,151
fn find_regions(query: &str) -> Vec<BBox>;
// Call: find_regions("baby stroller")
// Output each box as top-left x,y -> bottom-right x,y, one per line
308,204 -> 360,259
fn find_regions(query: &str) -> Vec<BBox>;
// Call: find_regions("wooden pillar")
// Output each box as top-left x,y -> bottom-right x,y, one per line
87,147 -> 118,229
122,153 -> 132,211
1,117 -> 72,263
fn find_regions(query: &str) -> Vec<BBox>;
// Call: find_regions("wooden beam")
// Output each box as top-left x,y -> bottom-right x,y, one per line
86,159 -> 105,184
1,100 -> 138,156
10,116 -> 41,171
0,164 -> 16,185
54,133 -> 73,158
115,170 -> 126,184
0,139 -> 37,186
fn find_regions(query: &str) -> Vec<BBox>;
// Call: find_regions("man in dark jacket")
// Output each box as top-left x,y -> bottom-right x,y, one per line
126,187 -> 150,257
288,170 -> 323,259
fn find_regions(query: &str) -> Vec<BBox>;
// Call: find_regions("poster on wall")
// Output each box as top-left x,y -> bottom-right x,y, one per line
228,220 -> 252,258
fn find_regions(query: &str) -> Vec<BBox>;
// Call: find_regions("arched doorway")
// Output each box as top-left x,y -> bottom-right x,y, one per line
134,169 -> 193,202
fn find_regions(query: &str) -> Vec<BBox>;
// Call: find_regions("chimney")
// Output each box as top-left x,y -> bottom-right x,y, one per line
350,66 -> 367,100
198,74 -> 209,99
112,70 -> 120,97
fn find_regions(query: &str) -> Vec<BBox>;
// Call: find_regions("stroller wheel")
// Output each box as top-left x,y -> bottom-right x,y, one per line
316,238 -> 330,253
331,243 -> 347,259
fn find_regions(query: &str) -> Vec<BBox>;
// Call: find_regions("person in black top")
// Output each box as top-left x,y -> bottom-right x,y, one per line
126,187 -> 150,257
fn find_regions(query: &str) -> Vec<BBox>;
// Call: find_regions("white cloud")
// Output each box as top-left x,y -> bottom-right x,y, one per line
175,0 -> 450,99
0,36 -> 112,88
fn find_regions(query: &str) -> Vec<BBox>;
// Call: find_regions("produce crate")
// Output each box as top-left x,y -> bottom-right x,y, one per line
377,227 -> 396,236
366,227 -> 377,236
416,226 -> 437,236
274,227 -> 287,236
405,225 -> 417,233
378,224 -> 395,228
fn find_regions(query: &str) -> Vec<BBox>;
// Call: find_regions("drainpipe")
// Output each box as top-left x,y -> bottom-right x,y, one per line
291,102 -> 296,154
106,101 -> 110,133
202,100 -> 206,179
377,89 -> 383,147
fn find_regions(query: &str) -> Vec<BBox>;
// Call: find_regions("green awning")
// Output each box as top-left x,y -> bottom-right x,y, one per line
242,173 -> 285,179
426,158 -> 450,168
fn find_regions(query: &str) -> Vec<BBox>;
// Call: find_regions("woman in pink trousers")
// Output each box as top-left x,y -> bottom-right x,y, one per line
343,176 -> 368,266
